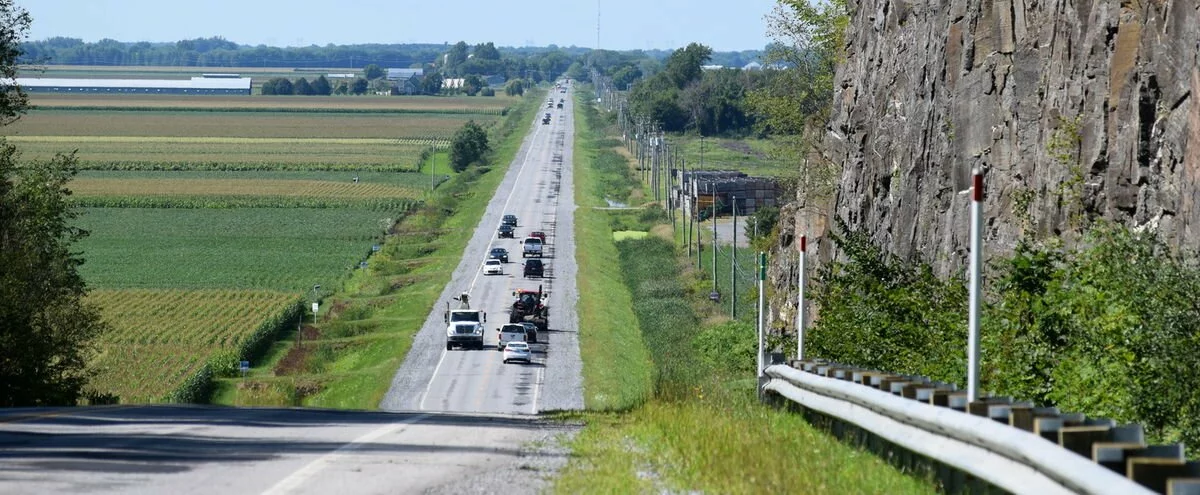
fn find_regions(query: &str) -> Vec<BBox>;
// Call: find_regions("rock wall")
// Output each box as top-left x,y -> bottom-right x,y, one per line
769,0 -> 1198,330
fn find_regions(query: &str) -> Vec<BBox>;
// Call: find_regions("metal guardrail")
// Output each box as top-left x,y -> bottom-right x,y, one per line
762,360 -> 1200,495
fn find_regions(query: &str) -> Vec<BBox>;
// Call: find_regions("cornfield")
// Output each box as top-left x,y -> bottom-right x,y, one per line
86,288 -> 297,403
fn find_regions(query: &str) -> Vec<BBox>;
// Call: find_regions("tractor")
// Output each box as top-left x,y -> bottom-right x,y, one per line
509,285 -> 549,333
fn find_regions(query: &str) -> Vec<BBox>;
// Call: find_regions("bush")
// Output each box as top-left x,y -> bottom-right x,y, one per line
810,218 -> 1200,453
449,120 -> 490,172
480,87 -> 495,97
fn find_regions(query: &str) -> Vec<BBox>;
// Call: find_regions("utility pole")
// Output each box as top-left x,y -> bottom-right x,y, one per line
712,188 -> 718,291
732,195 -> 737,319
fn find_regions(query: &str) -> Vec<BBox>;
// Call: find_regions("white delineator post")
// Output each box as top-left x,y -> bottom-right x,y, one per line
967,170 -> 984,402
757,252 -> 766,378
797,235 -> 807,360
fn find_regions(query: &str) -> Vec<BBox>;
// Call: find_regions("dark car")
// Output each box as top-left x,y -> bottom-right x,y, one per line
489,247 -> 509,263
502,214 -> 518,227
519,322 -> 539,344
523,259 -> 544,278
498,224 -> 515,238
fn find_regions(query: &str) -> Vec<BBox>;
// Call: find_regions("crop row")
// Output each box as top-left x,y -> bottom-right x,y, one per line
8,135 -> 450,146
71,195 -> 423,211
69,178 -> 426,199
38,106 -> 507,116
8,111 -> 489,139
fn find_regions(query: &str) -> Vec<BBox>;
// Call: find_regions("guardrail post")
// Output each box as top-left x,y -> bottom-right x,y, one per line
798,235 -> 807,360
757,251 -> 766,378
968,170 -> 984,402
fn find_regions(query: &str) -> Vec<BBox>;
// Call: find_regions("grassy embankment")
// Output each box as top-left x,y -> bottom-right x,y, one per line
552,94 -> 938,494
210,89 -> 544,408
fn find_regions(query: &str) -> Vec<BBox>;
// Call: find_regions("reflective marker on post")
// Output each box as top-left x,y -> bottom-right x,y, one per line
967,171 -> 984,402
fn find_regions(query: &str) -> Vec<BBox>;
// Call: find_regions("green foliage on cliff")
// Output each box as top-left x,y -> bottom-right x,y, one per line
809,220 -> 1200,454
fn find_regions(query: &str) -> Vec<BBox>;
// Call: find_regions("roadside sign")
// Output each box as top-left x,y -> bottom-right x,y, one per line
312,302 -> 319,314
372,244 -> 380,252
359,261 -> 369,269
239,360 -> 249,378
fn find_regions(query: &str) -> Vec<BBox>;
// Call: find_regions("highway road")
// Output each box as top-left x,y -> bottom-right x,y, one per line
0,405 -> 573,494
379,84 -> 583,415
0,86 -> 584,494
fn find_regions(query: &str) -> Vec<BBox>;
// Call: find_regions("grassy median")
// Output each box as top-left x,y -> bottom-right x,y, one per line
555,91 -> 938,494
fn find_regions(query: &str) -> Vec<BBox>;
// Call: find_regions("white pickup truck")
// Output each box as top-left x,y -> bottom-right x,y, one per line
521,237 -> 543,258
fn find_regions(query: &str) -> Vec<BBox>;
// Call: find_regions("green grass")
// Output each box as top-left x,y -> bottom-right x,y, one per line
572,98 -> 654,411
75,208 -> 395,291
210,89 -> 547,409
555,88 -> 938,494
676,135 -> 794,178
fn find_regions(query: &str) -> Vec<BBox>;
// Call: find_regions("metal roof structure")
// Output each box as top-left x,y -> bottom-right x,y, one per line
4,77 -> 252,94
386,68 -> 424,80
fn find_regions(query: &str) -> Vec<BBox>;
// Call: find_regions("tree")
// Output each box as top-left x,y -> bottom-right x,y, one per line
472,42 -> 500,61
0,0 -> 29,125
449,120 -> 489,172
294,77 -> 314,96
312,75 -> 332,95
0,0 -> 109,406
421,72 -> 443,95
350,77 -> 368,95
273,77 -> 294,95
611,65 -> 643,90
443,41 -> 469,75
504,79 -> 524,96
333,81 -> 349,95
463,75 -> 483,96
565,61 -> 587,82
663,42 -> 713,89
363,63 -> 385,80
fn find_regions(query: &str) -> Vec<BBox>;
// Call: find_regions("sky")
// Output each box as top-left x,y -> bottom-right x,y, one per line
22,0 -> 778,52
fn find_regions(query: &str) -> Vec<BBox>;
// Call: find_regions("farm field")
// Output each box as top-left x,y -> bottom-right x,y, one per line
27,93 -> 515,112
87,289 -> 299,403
24,86 -> 514,403
7,110 -> 481,139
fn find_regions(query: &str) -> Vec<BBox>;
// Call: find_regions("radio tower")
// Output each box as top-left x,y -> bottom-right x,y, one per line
596,0 -> 601,51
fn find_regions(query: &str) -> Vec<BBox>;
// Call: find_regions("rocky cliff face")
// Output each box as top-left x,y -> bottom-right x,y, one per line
769,0 -> 1198,330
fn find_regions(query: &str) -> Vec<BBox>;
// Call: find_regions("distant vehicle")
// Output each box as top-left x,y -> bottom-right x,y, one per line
522,236 -> 543,258
498,224 -> 515,238
489,247 -> 509,263
497,324 -> 527,352
502,341 -> 531,364
484,259 -> 503,276
502,214 -> 518,227
528,231 -> 547,243
519,321 -> 539,344
523,259 -> 544,278
556,102 -> 563,109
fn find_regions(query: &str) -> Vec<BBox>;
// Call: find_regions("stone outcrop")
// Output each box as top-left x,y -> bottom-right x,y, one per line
770,0 -> 1198,330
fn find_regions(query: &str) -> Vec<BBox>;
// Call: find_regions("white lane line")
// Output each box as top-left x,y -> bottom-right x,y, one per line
417,350 -> 449,411
420,112 -> 547,412
261,413 -> 431,495
531,367 -> 544,415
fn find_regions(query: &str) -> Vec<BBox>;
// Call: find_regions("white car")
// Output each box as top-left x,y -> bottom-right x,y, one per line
502,341 -> 531,364
484,259 -> 503,275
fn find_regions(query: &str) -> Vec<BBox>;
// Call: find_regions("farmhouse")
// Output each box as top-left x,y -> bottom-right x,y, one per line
6,76 -> 253,95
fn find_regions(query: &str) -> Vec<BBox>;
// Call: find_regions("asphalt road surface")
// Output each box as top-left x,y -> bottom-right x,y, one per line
0,405 -> 575,495
379,85 -> 583,415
